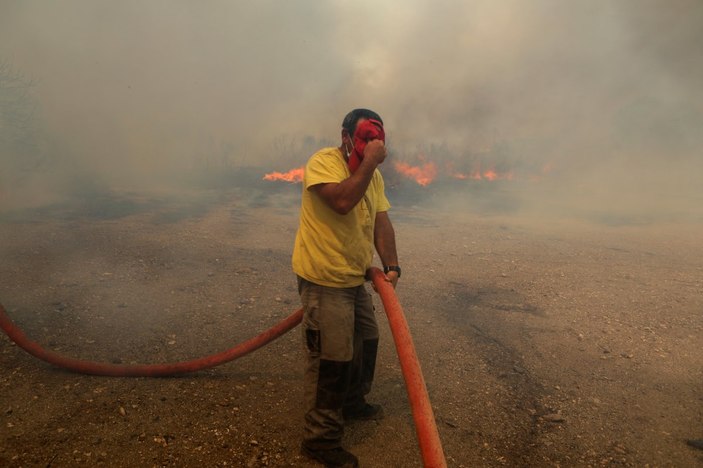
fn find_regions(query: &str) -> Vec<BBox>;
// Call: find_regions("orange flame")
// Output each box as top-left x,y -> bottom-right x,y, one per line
263,167 -> 304,183
450,166 -> 513,182
450,171 -> 489,180
394,161 -> 438,186
483,169 -> 498,181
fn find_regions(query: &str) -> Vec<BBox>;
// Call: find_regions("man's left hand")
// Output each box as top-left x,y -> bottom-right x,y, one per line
383,271 -> 399,289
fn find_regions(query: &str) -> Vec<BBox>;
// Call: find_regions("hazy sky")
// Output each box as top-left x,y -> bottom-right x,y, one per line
1,0 -> 702,219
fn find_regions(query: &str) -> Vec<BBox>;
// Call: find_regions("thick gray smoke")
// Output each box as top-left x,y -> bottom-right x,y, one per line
1,0 -> 701,222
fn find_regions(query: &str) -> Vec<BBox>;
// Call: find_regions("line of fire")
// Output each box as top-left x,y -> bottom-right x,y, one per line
263,154 -> 554,187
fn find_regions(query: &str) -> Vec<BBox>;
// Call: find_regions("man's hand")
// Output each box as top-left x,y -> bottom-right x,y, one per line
363,139 -> 387,166
368,270 -> 398,292
384,270 -> 399,289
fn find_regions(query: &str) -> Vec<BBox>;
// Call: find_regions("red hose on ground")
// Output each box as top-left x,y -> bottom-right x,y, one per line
1,268 -> 446,466
368,267 -> 448,468
0,302 -> 303,377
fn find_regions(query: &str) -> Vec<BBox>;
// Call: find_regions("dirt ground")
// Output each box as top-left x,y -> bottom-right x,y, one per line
1,183 -> 702,467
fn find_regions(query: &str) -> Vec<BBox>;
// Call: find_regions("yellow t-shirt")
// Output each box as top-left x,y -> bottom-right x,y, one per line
292,147 -> 391,287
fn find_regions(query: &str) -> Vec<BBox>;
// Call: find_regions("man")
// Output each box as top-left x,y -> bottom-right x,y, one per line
292,108 -> 400,467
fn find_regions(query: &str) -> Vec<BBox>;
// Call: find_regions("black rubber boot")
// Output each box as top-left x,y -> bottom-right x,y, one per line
301,445 -> 359,467
345,338 -> 379,412
343,402 -> 384,421
360,338 -> 378,394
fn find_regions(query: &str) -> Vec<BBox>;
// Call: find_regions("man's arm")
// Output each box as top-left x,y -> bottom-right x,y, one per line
312,140 -> 386,215
374,210 -> 399,288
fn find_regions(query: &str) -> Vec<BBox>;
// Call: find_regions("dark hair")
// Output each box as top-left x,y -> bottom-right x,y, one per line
341,108 -> 383,136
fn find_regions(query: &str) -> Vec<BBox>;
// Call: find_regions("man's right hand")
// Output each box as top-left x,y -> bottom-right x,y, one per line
363,139 -> 387,166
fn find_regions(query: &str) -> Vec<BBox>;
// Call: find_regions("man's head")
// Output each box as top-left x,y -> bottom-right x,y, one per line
340,109 -> 385,172
341,108 -> 383,138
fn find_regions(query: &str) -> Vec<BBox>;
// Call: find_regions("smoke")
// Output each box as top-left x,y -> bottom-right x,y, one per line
1,0 -> 701,222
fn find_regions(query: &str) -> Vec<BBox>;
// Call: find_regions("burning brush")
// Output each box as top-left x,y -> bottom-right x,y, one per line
262,167 -> 305,183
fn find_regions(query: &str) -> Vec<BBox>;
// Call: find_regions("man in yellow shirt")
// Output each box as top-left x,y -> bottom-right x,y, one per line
293,109 -> 400,467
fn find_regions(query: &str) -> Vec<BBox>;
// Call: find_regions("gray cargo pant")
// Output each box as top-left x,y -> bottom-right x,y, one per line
297,276 -> 379,450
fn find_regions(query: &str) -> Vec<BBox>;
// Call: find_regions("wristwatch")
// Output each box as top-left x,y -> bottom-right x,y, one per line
383,265 -> 402,278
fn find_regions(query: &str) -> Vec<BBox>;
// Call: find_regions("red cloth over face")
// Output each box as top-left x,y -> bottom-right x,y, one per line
348,119 -> 385,173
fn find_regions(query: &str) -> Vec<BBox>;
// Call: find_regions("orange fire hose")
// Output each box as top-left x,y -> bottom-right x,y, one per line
0,302 -> 303,377
0,267 -> 446,466
367,267 -> 447,468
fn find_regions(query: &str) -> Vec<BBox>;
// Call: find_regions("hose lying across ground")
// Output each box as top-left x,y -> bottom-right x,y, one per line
0,267 -> 446,467
0,303 -> 303,377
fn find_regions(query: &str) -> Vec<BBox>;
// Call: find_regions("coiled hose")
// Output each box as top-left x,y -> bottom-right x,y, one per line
0,267 -> 446,467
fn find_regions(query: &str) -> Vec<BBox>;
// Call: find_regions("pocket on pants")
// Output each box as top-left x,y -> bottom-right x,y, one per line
305,328 -> 321,354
